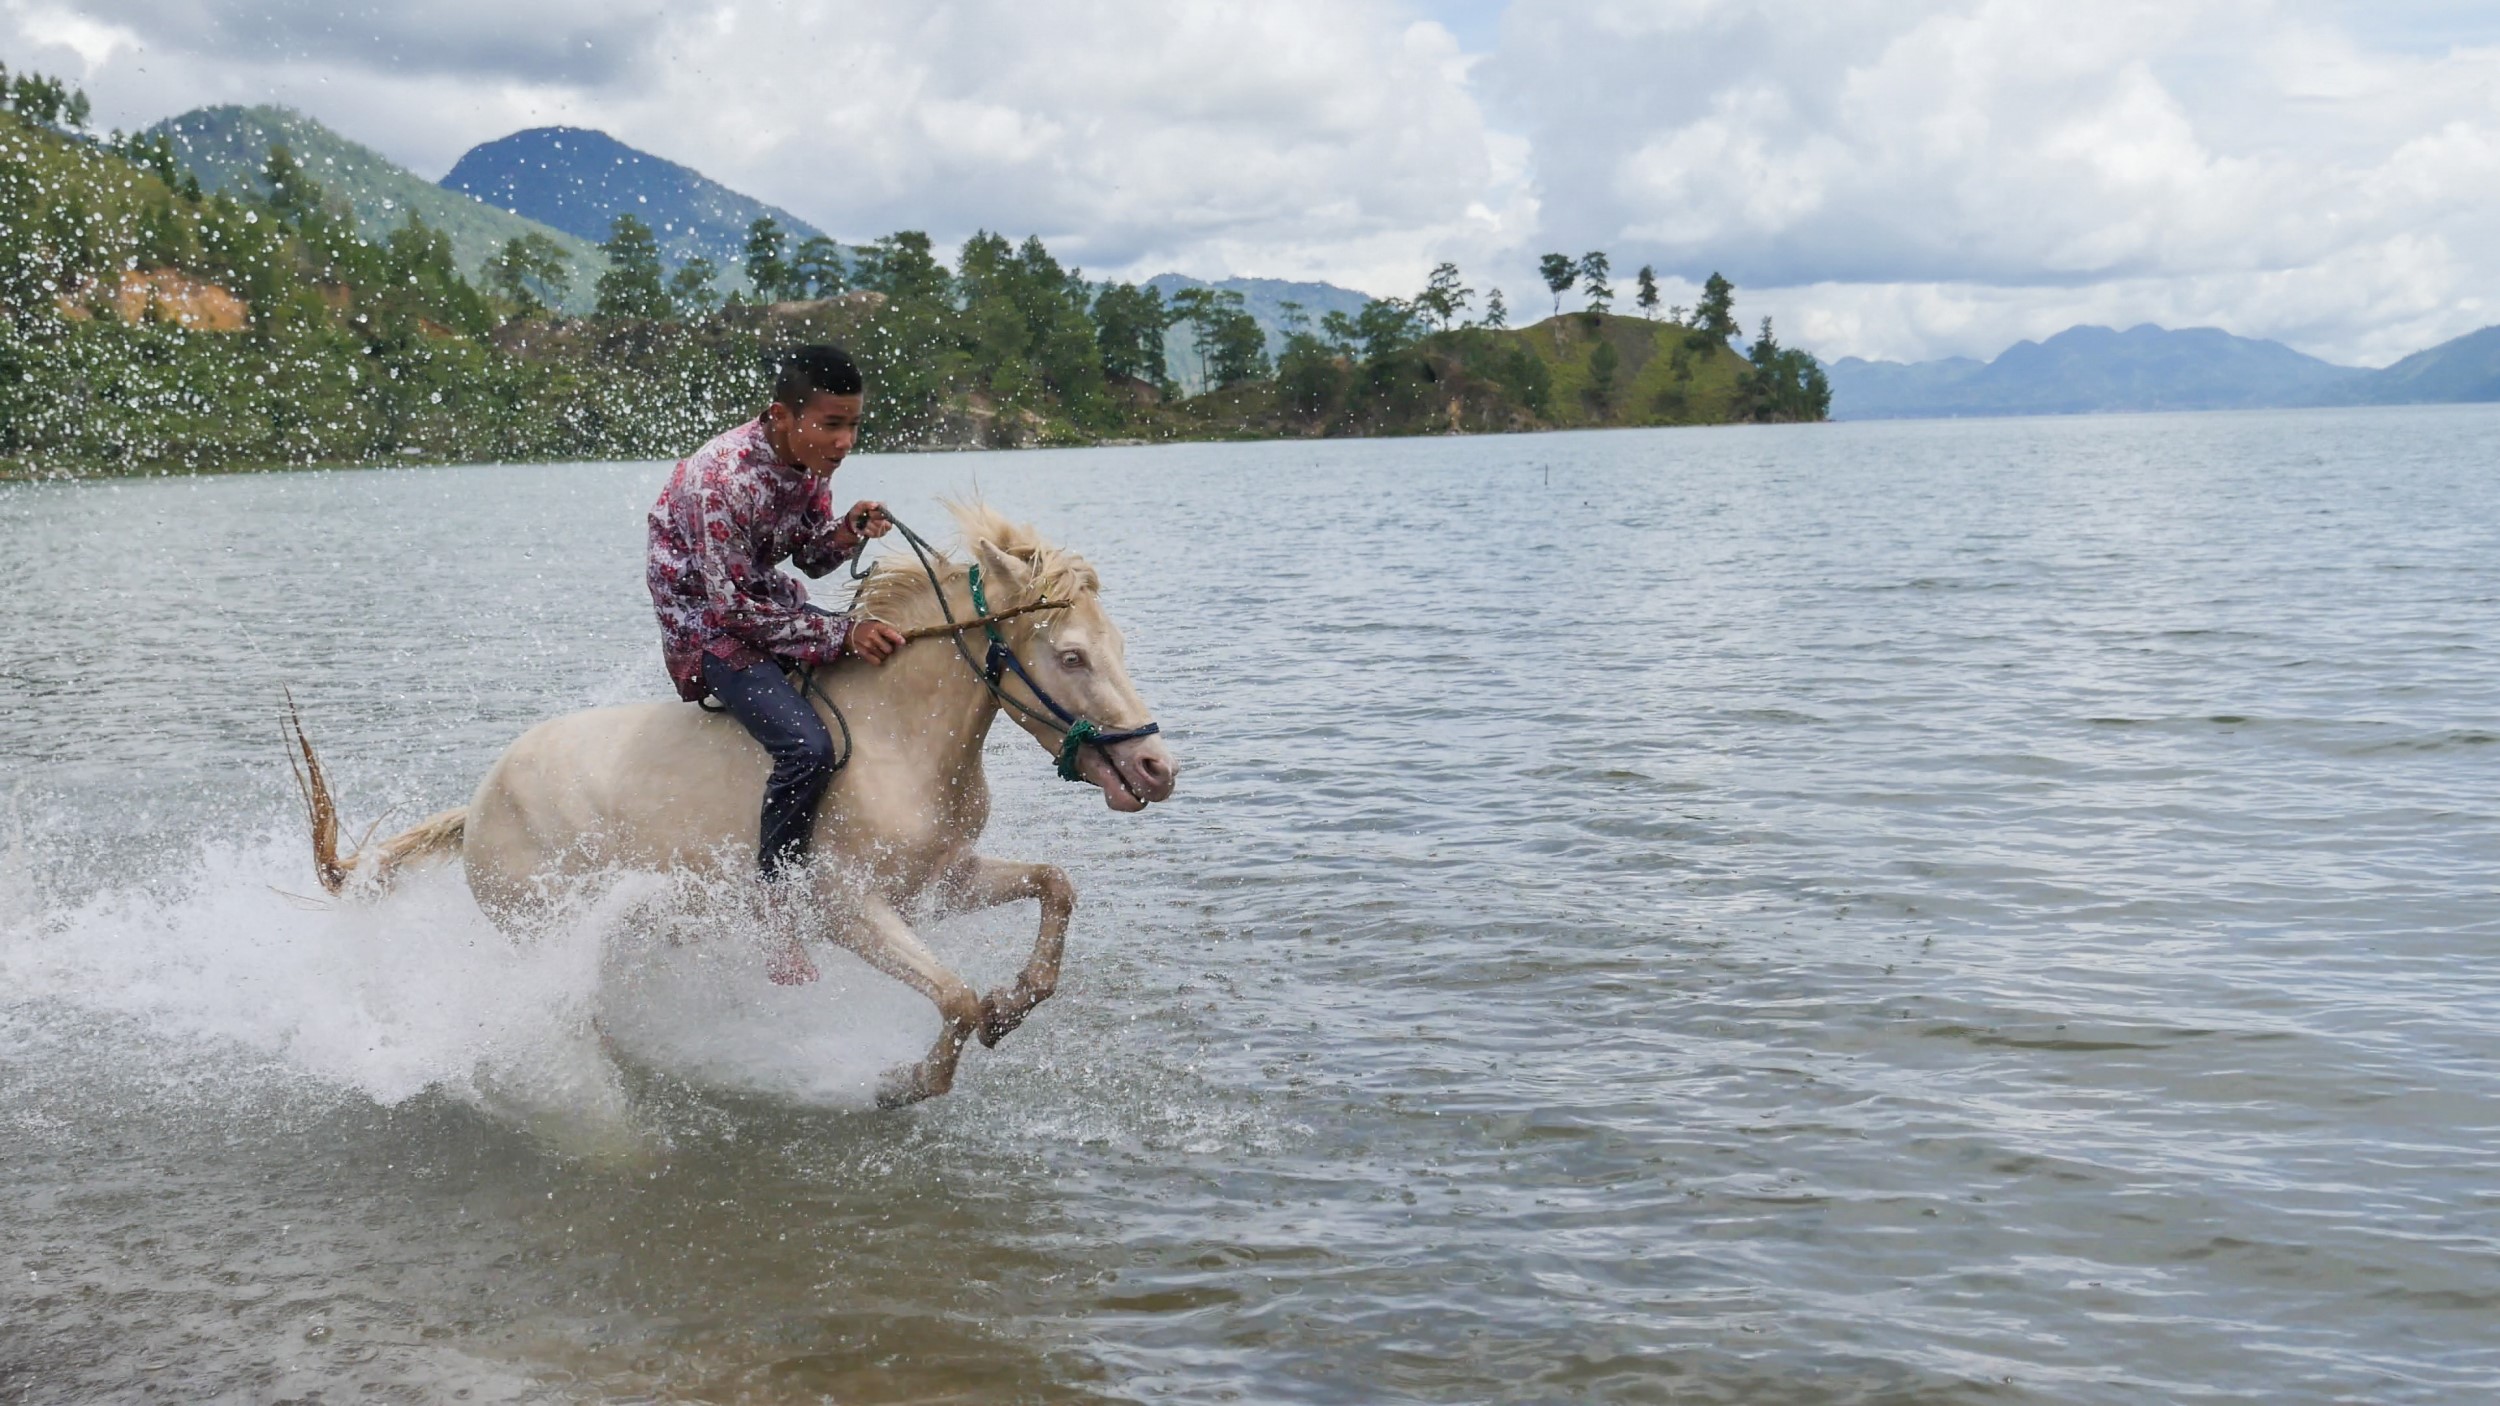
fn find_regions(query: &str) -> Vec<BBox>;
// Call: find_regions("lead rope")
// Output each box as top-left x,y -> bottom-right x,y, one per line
863,511 -> 1159,784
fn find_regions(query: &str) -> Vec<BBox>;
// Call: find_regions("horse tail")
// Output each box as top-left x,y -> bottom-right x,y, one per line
363,809 -> 469,891
283,690 -> 465,897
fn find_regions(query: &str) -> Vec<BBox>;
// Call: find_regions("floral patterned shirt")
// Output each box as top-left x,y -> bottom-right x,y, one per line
646,417 -> 858,700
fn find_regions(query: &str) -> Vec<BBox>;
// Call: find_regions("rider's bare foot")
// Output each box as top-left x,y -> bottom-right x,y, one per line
766,941 -> 819,986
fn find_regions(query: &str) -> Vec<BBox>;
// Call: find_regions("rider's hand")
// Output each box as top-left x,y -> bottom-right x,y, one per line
843,501 -> 892,540
844,619 -> 906,665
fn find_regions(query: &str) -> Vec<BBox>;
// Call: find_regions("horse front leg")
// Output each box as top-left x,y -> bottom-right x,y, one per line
826,895 -> 984,1108
933,855 -> 1075,1049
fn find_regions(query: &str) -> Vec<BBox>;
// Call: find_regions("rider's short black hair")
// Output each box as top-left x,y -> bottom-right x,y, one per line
772,344 -> 865,408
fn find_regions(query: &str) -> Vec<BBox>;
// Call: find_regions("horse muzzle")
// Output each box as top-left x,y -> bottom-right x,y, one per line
1081,733 -> 1178,811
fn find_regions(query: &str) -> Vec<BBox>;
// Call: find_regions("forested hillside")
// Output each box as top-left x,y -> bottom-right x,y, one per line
0,68 -> 1824,480
149,105 -> 607,314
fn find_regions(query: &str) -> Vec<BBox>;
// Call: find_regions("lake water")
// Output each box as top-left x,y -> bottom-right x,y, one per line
5,407 -> 2499,1403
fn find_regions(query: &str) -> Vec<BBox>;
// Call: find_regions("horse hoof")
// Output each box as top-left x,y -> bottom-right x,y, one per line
874,1068 -> 923,1109
978,995 -> 1026,1049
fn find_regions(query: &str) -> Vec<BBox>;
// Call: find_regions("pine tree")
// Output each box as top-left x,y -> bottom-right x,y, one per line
1415,261 -> 1473,331
742,216 -> 789,300
1636,265 -> 1660,319
1695,272 -> 1738,341
1579,251 -> 1612,317
595,214 -> 669,319
791,236 -> 846,297
669,257 -> 722,316
1538,253 -> 1577,320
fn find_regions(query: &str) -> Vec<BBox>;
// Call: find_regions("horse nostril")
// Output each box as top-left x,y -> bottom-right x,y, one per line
1137,754 -> 1172,784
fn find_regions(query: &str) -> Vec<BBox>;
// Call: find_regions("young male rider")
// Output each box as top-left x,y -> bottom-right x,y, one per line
645,344 -> 908,890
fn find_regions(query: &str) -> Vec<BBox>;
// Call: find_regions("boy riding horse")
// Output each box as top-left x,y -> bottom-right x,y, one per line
645,344 -> 908,886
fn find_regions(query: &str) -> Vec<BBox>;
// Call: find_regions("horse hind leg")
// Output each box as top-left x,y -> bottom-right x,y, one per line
933,855 -> 1075,1049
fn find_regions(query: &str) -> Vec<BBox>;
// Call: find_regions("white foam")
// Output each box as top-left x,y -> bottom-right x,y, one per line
0,823 -> 947,1134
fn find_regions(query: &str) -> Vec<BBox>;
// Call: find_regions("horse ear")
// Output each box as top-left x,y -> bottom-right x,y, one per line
971,536 -> 1034,601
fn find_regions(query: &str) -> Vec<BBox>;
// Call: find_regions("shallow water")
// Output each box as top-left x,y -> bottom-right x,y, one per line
5,407 -> 2499,1402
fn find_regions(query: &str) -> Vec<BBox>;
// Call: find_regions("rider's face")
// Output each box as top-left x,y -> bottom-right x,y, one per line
767,392 -> 864,477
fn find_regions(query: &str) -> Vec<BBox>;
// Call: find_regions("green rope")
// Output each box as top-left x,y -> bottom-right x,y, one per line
1055,719 -> 1100,782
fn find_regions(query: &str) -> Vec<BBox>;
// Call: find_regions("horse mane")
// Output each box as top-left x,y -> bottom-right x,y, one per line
848,499 -> 1099,631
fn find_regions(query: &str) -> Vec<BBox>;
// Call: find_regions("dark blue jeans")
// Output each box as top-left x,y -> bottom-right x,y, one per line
701,654 -> 835,879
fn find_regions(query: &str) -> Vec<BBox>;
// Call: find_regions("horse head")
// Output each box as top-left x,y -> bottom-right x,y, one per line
936,502 -> 1179,812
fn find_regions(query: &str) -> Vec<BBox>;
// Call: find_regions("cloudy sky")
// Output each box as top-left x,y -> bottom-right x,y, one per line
9,0 -> 2498,365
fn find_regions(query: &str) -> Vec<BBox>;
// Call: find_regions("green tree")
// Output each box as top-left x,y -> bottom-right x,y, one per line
1414,261 -> 1472,331
1093,281 -> 1173,390
1481,287 -> 1508,329
1173,288 -> 1268,389
262,143 -> 324,227
851,230 -> 950,304
1538,252 -> 1577,320
9,73 -> 67,126
1352,297 -> 1424,362
791,236 -> 846,297
844,231 -> 961,444
1319,309 -> 1361,357
1499,344 -> 1550,415
1579,251 -> 1612,317
669,256 -> 723,316
955,230 -> 1108,423
1694,271 -> 1738,341
595,214 -> 669,319
482,232 -> 571,311
63,89 -> 89,131
743,216 -> 791,300
1635,265 -> 1660,319
1588,339 -> 1619,414
1274,300 -> 1346,421
1741,316 -> 1831,423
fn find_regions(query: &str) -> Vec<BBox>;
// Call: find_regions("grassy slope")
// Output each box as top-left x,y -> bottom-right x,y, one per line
148,105 -> 607,312
1510,312 -> 1754,428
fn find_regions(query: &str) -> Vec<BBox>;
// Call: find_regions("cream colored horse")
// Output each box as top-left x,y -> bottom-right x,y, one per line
294,503 -> 1178,1106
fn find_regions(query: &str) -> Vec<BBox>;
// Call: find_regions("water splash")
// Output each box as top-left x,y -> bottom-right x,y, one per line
0,823 -> 944,1142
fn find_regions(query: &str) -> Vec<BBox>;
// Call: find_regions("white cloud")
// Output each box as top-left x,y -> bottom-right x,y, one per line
7,2 -> 140,71
1479,0 -> 2500,363
6,0 -> 2497,364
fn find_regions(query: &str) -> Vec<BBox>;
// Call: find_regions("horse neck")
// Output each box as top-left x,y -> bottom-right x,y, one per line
841,620 -> 1002,773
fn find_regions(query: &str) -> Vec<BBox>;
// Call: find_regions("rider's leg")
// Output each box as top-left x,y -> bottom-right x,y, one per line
699,654 -> 837,880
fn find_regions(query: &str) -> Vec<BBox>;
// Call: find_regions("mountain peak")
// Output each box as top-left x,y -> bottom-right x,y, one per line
442,127 -> 826,279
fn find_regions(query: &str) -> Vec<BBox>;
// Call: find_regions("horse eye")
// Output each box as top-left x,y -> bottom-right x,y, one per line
1059,650 -> 1089,671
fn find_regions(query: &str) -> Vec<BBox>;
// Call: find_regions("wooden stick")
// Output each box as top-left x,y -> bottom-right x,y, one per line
895,598 -> 1071,641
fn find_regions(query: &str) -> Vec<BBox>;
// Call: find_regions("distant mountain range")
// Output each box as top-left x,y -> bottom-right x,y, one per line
148,105 -> 606,312
442,127 -> 826,288
2339,324 -> 2500,405
1827,322 -> 2500,419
